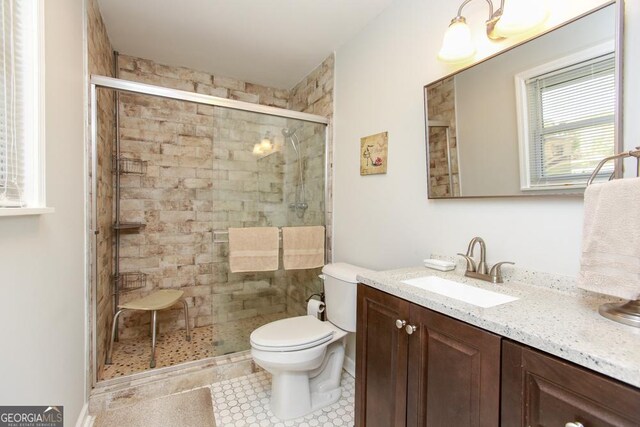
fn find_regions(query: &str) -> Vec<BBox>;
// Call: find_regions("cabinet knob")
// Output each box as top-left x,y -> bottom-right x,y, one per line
395,319 -> 406,329
405,324 -> 417,335
565,422 -> 585,427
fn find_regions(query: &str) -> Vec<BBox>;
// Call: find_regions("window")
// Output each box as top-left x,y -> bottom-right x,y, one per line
0,0 -> 46,212
516,44 -> 616,190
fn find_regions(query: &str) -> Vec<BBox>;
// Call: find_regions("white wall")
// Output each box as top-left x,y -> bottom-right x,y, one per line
333,0 -> 638,277
0,0 -> 87,425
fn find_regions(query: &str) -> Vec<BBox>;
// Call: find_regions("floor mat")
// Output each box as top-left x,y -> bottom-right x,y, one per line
93,387 -> 215,427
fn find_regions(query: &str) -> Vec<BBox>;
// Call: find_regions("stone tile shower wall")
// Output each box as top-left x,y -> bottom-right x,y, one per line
111,55 -> 332,342
116,93 -> 217,339
87,0 -> 115,379
285,55 -> 334,316
426,77 -> 460,197
117,55 -> 290,109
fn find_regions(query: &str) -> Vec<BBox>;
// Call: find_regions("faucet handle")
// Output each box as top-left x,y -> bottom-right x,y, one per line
489,261 -> 514,283
457,253 -> 477,273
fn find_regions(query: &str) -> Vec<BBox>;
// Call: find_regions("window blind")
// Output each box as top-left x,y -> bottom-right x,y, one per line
0,0 -> 36,207
525,53 -> 615,188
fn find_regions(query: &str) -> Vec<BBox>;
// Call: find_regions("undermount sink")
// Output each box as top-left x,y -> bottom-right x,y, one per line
401,276 -> 519,308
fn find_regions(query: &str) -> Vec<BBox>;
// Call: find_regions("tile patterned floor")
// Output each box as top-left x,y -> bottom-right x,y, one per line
211,371 -> 355,427
100,313 -> 289,381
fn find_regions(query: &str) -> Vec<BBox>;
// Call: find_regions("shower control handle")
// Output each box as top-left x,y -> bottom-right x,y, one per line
395,319 -> 406,329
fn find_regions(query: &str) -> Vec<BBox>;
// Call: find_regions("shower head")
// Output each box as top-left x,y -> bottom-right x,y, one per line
281,128 -> 297,138
282,127 -> 300,153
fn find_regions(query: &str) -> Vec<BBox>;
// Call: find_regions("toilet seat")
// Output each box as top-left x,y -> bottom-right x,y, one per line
250,315 -> 336,352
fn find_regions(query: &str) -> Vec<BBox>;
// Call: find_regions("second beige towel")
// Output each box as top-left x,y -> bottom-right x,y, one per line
577,177 -> 640,300
228,227 -> 279,273
282,226 -> 325,270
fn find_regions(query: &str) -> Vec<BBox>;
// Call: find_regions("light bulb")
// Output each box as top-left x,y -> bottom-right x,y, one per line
260,138 -> 273,151
252,144 -> 264,156
493,0 -> 549,38
259,131 -> 273,153
438,17 -> 476,63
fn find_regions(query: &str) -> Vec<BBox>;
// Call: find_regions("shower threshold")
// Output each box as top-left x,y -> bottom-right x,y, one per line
90,349 -> 257,414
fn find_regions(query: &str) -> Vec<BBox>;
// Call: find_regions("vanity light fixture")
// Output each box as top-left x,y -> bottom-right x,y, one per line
493,0 -> 550,37
438,16 -> 476,63
438,0 -> 549,63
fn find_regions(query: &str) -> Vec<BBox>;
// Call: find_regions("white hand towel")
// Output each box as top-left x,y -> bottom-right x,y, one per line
577,177 -> 640,300
228,227 -> 279,273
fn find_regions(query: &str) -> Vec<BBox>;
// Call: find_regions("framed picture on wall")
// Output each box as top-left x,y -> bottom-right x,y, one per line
360,132 -> 388,175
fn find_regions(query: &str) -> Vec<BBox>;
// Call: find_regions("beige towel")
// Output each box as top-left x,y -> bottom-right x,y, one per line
228,227 -> 279,273
577,177 -> 640,300
282,226 -> 325,270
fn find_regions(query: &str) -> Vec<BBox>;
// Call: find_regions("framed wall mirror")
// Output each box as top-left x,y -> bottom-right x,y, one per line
424,1 -> 622,199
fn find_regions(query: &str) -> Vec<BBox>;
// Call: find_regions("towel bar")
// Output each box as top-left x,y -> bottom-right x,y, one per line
587,148 -> 640,328
213,229 -> 283,244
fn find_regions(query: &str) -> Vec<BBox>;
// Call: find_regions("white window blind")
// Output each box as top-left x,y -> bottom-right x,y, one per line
0,0 -> 39,208
524,53 -> 615,189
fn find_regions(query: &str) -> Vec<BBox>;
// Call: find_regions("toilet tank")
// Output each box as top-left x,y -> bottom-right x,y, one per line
322,263 -> 375,332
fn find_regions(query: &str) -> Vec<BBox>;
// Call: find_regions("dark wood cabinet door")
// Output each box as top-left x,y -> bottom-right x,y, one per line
406,306 -> 501,427
502,340 -> 640,427
356,285 -> 411,427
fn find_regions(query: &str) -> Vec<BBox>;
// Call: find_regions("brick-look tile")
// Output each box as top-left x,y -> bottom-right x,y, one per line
426,77 -> 460,197
88,0 -> 115,382
92,49 -> 334,347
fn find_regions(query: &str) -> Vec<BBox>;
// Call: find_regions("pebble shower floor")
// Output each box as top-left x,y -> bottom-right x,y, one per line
211,370 -> 355,427
100,313 -> 288,380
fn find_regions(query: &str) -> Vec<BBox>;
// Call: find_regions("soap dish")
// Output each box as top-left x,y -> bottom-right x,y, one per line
424,258 -> 456,272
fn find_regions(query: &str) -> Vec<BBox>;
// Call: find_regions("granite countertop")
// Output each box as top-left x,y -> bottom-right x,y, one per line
356,265 -> 640,388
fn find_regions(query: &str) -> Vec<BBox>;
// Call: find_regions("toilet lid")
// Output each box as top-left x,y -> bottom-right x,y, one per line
250,315 -> 335,352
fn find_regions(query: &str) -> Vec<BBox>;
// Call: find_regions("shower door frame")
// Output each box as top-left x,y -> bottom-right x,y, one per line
89,75 -> 331,387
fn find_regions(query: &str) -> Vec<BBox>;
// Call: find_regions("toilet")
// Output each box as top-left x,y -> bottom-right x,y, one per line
250,263 -> 372,420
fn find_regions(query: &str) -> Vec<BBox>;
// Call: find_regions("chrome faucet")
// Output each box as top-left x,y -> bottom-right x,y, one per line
457,237 -> 514,284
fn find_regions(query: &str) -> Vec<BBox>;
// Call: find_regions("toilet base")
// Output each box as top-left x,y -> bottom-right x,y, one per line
267,340 -> 346,420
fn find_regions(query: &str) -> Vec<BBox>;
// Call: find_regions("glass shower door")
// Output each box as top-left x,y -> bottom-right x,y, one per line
210,107 -> 327,356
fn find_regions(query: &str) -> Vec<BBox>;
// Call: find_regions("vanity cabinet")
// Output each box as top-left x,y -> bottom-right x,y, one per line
502,340 -> 640,427
356,285 -> 501,427
356,285 -> 640,427
355,284 -> 410,427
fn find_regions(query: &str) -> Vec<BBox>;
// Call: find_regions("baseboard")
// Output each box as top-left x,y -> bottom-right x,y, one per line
343,355 -> 356,378
75,403 -> 93,427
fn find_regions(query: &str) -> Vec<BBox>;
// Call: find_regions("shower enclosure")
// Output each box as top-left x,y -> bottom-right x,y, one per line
90,76 -> 329,383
